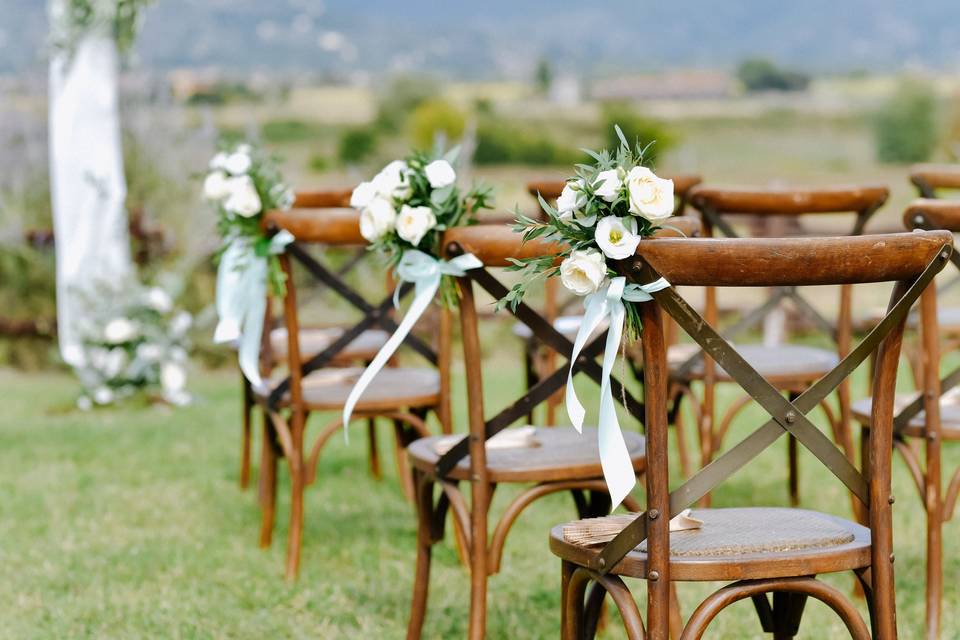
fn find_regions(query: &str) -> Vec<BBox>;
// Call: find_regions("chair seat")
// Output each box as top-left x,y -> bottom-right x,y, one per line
258,366 -> 440,412
408,426 -> 645,483
512,315 -> 608,341
550,507 -> 870,582
669,343 -> 838,385
854,306 -> 960,334
268,327 -> 389,363
851,392 -> 960,440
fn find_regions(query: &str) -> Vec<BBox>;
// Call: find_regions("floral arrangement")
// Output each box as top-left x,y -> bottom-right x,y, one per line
204,142 -> 295,296
50,0 -> 155,59
501,127 -> 676,336
348,149 -> 492,305
74,281 -> 192,409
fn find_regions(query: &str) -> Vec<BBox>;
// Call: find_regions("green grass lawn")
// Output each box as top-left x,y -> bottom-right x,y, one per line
1,345 -> 958,638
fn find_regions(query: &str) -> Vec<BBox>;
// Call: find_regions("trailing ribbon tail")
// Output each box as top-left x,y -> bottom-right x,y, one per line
341,250 -> 482,439
565,275 -> 670,508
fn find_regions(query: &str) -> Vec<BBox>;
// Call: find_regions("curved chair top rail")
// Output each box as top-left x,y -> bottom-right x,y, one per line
904,198 -> 960,232
443,216 -> 702,267
910,163 -> 960,191
527,174 -> 703,200
264,207 -> 364,246
291,188 -> 354,209
688,184 -> 889,215
631,230 -> 952,288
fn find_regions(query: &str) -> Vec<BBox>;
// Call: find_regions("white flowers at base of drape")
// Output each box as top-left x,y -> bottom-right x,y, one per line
341,250 -> 481,435
565,275 -> 670,508
213,231 -> 294,389
49,33 -> 133,367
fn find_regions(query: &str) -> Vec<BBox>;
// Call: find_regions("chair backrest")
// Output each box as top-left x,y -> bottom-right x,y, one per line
262,191 -> 447,426
527,173 -> 703,215
910,163 -> 960,198
433,218 -> 703,482
597,231 -> 953,635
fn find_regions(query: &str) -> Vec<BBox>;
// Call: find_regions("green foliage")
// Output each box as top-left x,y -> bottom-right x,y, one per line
534,58 -> 553,94
409,99 -> 466,151
874,79 -> 939,164
337,127 -> 378,165
183,83 -> 262,106
736,57 -> 810,92
474,118 -> 583,166
599,103 -> 676,165
308,154 -> 330,172
261,119 -> 325,144
374,75 -> 439,133
51,0 -> 156,59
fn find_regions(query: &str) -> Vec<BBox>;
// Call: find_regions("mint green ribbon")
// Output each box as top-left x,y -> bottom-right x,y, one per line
564,275 -> 670,508
341,250 -> 482,434
213,230 -> 294,388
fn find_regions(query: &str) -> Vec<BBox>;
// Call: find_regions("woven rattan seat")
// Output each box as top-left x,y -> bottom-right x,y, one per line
408,427 -> 645,483
268,327 -> 389,362
669,343 -> 838,383
550,507 -> 870,582
259,366 -> 440,412
852,393 -> 960,440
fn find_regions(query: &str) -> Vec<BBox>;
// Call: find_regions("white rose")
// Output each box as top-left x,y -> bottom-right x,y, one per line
161,361 -> 187,393
209,152 -> 229,171
373,160 -> 412,200
359,197 -> 397,242
136,343 -> 163,362
559,249 -> 607,296
93,387 -> 114,405
350,180 -> 378,209
626,166 -> 674,221
203,171 -> 231,201
556,179 -> 591,226
594,168 -> 624,202
223,175 -> 263,218
146,287 -> 172,313
396,205 -> 437,246
224,150 -> 252,176
104,318 -> 137,344
103,348 -> 127,378
595,215 -> 642,260
424,159 -> 456,189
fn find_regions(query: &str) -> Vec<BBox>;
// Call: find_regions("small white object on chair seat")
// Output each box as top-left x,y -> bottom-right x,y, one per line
432,426 -> 539,455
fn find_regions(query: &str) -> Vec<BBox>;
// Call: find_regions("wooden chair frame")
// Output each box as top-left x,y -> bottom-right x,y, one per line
683,186 -> 888,506
256,207 -> 449,580
559,231 -> 952,639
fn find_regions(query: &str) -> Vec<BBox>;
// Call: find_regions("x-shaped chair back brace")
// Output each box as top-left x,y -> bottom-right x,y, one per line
593,233 -> 952,573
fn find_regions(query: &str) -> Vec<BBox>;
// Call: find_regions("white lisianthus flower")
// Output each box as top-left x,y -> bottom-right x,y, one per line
424,159 -> 456,189
359,197 -> 397,242
350,180 -> 378,209
626,167 -> 674,221
223,176 -> 263,218
594,168 -> 624,202
396,205 -> 437,246
146,287 -> 172,313
559,249 -> 607,296
224,150 -> 252,176
270,183 -> 295,210
161,361 -> 188,393
136,343 -> 163,362
595,215 -> 642,260
203,171 -> 231,201
373,160 -> 412,199
556,179 -> 587,225
209,152 -> 229,171
170,311 -> 193,337
93,387 -> 114,405
104,318 -> 137,344
103,348 -> 127,378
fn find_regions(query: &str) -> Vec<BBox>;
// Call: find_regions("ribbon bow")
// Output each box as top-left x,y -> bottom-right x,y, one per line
565,275 -> 670,508
342,250 -> 482,433
213,230 -> 294,389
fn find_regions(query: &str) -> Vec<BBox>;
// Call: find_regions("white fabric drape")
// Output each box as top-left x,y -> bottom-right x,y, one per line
49,33 -> 132,366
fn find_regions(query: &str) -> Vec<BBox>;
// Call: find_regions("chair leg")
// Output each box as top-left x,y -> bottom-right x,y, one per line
561,562 -> 587,640
240,376 -> 254,489
258,413 -> 278,548
393,420 -> 416,502
367,417 -> 382,480
787,435 -> 800,507
407,469 -> 435,640
924,450 -> 943,639
285,463 -> 305,581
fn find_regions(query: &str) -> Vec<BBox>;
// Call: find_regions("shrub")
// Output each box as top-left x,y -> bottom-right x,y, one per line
374,75 -> 439,133
261,119 -> 324,144
337,127 -> 378,165
874,79 -> 939,164
409,99 -> 465,151
600,103 -> 676,164
474,118 -> 583,166
737,58 -> 810,92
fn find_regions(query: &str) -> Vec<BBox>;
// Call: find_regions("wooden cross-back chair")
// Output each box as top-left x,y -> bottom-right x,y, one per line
910,163 -> 960,199
681,185 -> 889,506
851,199 -> 960,639
551,230 -> 953,640
237,189 -> 387,488
405,217 -> 700,640
516,175 -> 703,426
255,205 -> 449,580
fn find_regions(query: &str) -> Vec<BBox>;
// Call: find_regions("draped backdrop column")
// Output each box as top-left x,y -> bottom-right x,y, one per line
48,3 -> 133,366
